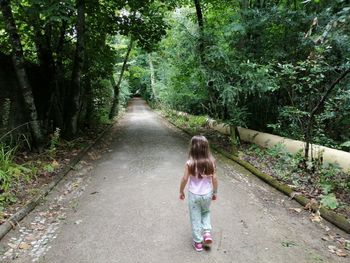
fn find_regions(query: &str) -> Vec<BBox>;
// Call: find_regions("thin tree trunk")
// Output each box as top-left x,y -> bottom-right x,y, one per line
260,0 -> 265,8
64,0 -> 85,138
109,77 -> 119,119
147,53 -> 158,101
0,0 -> 43,146
304,68 -> 350,160
109,39 -> 133,119
230,126 -> 238,156
193,0 -> 205,62
50,19 -> 68,130
83,78 -> 93,127
193,0 -> 218,116
240,0 -> 249,9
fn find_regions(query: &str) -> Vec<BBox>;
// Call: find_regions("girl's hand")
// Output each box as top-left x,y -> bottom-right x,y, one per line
212,194 -> 217,201
179,192 -> 185,200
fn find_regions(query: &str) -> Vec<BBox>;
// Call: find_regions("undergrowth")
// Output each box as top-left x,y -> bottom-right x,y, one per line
246,143 -> 350,210
162,109 -> 208,132
0,144 -> 35,215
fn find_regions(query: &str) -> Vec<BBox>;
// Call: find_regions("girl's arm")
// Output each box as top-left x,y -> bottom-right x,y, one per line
212,173 -> 218,200
179,164 -> 190,200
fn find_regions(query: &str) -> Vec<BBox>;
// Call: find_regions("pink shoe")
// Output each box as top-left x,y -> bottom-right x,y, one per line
193,241 -> 203,252
203,232 -> 213,245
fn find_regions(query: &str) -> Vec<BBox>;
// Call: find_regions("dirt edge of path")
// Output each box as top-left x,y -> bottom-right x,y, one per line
0,124 -> 115,241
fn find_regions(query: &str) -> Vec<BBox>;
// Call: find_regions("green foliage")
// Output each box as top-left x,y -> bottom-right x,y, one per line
0,144 -> 34,207
48,127 -> 61,157
248,142 -> 348,204
0,0 -> 169,144
119,79 -> 132,107
316,162 -> 348,196
126,0 -> 350,152
43,163 -> 55,173
320,193 -> 339,210
91,78 -> 114,124
340,141 -> 350,151
162,109 -> 207,133
0,144 -> 18,193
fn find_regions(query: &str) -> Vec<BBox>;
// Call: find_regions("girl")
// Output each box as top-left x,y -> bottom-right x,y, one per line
179,135 -> 218,252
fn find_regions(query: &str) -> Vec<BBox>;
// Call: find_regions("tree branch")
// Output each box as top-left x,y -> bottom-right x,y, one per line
310,68 -> 350,119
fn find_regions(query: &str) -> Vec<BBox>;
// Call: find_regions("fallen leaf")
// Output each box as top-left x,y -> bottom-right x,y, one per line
321,236 -> 329,241
328,245 -> 337,253
310,212 -> 322,223
75,220 -> 83,225
52,160 -> 59,168
289,208 -> 302,213
19,242 -> 31,250
335,249 -> 347,257
328,234 -> 335,241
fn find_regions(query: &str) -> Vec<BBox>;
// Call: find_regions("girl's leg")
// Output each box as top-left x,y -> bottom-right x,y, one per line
188,192 -> 203,243
201,192 -> 212,233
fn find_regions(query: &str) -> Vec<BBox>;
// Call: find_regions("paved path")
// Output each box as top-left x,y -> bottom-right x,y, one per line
1,98 -> 348,262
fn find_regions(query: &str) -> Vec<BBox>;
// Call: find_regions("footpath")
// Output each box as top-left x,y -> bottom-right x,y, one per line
0,98 -> 347,262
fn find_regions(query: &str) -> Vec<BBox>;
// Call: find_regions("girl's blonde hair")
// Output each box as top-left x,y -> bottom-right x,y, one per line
188,135 -> 215,178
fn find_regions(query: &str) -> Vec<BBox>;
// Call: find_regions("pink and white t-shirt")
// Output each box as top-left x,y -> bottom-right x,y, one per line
187,160 -> 213,195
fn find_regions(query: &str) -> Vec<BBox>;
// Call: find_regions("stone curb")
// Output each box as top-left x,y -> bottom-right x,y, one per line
160,112 -> 350,234
0,124 -> 114,241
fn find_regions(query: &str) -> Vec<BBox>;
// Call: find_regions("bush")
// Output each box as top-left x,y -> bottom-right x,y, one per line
0,144 -> 34,208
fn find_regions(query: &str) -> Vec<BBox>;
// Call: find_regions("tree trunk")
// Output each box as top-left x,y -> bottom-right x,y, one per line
83,78 -> 93,127
193,0 -> 218,116
64,0 -> 85,138
147,53 -> 158,101
260,0 -> 265,8
0,0 -> 43,146
230,125 -> 238,156
193,0 -> 205,62
51,19 -> 69,130
239,0 -> 249,9
26,4 -> 58,131
109,39 -> 133,119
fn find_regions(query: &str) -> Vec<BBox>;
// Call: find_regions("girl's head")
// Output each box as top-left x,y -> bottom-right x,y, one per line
188,135 -> 215,177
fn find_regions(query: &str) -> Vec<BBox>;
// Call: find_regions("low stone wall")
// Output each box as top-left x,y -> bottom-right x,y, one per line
211,123 -> 350,172
170,110 -> 350,172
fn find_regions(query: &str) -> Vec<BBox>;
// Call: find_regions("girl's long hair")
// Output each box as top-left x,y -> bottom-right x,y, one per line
188,135 -> 215,178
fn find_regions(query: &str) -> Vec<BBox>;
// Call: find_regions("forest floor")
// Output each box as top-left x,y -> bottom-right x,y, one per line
0,124 -> 111,225
0,98 -> 349,262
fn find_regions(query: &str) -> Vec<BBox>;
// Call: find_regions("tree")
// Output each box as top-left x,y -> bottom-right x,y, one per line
0,0 -> 43,146
64,0 -> 85,138
109,38 -> 134,119
303,68 -> 350,160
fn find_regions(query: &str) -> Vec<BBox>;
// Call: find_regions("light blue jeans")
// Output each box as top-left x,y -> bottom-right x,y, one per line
188,191 -> 212,243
